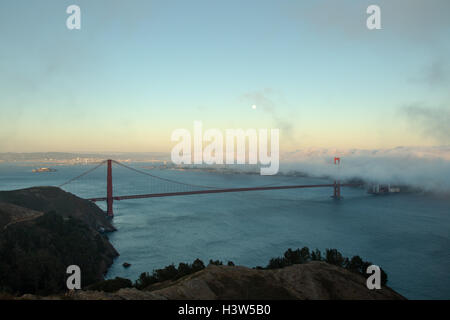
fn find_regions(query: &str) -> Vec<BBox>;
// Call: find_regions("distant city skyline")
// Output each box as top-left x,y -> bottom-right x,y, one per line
1,0 -> 449,152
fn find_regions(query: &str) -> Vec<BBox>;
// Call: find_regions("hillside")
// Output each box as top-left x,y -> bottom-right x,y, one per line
129,262 -> 404,300
0,201 -> 43,230
0,187 -> 115,232
18,262 -> 405,300
0,187 -> 118,295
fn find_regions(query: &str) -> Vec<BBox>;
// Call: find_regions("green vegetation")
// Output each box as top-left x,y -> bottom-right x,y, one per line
133,259 -> 237,290
208,259 -> 223,266
265,247 -> 388,285
135,258 -> 206,290
0,211 -> 112,296
126,247 -> 387,292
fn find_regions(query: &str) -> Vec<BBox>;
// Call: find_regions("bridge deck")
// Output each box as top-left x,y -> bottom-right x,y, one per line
88,183 -> 361,202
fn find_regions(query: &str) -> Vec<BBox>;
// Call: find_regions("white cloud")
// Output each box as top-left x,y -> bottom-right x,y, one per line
280,146 -> 450,193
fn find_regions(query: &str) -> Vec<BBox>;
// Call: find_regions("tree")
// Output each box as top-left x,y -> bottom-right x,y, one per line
311,248 -> 322,261
325,249 -> 347,267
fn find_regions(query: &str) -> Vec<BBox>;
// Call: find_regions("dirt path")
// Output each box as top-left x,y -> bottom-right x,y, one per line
3,212 -> 44,230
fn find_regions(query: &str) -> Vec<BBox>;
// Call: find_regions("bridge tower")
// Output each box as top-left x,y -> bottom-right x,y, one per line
333,157 -> 341,199
106,159 -> 114,217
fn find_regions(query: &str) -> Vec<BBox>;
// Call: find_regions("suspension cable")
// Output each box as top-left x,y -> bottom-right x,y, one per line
112,160 -> 219,189
57,159 -> 297,191
58,160 -> 107,188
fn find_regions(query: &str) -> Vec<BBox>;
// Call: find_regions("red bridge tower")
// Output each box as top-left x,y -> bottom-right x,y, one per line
333,157 -> 341,199
107,159 -> 114,217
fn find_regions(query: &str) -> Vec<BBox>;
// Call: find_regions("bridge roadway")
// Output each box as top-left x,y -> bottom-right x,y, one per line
88,183 -> 361,202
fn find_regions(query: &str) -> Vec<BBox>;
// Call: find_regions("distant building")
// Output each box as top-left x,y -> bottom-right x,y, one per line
32,167 -> 57,173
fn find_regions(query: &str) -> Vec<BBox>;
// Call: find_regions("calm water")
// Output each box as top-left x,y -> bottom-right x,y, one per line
0,162 -> 449,299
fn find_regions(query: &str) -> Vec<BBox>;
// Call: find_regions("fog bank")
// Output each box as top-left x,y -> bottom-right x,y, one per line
280,146 -> 450,193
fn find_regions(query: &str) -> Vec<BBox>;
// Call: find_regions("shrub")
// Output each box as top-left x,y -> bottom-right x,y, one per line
209,259 -> 223,266
266,257 -> 289,269
311,248 -> 322,261
325,249 -> 348,268
192,258 -> 205,271
134,258 -> 207,290
135,272 -> 157,290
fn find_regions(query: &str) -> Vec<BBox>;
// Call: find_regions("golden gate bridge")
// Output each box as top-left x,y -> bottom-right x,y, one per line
59,159 -> 359,218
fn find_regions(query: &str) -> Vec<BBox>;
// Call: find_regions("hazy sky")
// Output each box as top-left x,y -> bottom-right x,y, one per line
0,0 -> 449,152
